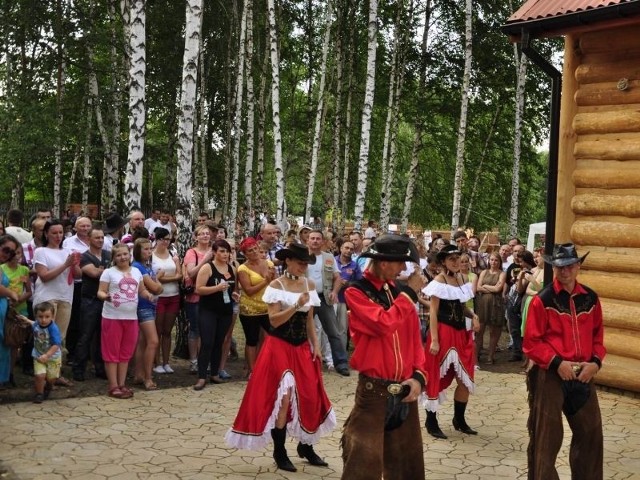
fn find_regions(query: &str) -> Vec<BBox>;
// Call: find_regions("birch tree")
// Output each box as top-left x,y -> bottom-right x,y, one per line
243,0 -> 256,233
230,0 -> 249,229
450,0 -> 473,233
123,0 -> 146,211
175,0 -> 203,254
82,101 -> 93,212
330,4 -> 344,220
53,0 -> 68,217
304,0 -> 333,223
401,0 -> 432,232
267,0 -> 286,226
379,0 -> 407,231
353,0 -> 379,231
509,48 -> 527,236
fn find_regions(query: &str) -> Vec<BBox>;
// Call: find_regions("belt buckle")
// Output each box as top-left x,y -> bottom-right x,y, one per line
387,383 -> 403,395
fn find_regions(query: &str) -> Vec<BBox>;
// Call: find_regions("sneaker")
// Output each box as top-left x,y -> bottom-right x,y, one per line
336,364 -> 351,377
163,364 -> 175,374
326,364 -> 335,372
33,393 -> 44,404
189,360 -> 198,373
218,369 -> 232,380
153,365 -> 166,374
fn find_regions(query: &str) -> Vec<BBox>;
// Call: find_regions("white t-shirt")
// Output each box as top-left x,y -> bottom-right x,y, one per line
33,247 -> 75,305
144,218 -> 161,234
152,253 -> 180,297
100,267 -> 143,320
364,227 -> 376,239
306,253 -> 339,293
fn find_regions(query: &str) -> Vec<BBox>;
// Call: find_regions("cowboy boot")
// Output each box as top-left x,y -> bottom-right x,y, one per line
271,427 -> 296,472
297,442 -> 328,467
452,400 -> 478,435
425,411 -> 447,439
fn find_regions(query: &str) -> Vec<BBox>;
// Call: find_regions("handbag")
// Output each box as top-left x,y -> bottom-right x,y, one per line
3,305 -> 32,348
180,249 -> 198,295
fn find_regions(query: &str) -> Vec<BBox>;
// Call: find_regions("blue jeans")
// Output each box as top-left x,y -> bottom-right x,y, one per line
316,295 -> 348,367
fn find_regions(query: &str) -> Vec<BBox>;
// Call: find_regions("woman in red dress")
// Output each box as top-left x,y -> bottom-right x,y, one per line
225,242 -> 335,472
422,244 -> 480,439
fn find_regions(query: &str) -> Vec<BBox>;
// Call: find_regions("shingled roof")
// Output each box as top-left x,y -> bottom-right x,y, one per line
503,0 -> 640,37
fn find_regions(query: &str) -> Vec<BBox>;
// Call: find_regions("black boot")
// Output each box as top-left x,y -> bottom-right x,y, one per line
452,400 -> 478,435
297,442 -> 328,467
425,411 -> 447,439
271,427 -> 296,472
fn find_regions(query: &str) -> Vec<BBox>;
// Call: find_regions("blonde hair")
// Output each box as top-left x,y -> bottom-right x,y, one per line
111,244 -> 130,266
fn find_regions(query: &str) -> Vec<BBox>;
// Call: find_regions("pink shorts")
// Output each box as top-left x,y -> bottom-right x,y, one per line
101,318 -> 139,363
157,295 -> 180,315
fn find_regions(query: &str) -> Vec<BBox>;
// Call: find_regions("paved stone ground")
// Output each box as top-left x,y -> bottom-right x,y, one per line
1,359 -> 639,480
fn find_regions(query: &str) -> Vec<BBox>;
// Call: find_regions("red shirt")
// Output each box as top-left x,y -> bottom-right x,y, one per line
345,271 -> 426,383
523,278 -> 606,369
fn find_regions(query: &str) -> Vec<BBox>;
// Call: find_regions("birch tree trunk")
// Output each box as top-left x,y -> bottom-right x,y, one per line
331,6 -> 344,219
255,32 -> 270,215
175,0 -> 203,255
401,0 -> 432,232
230,0 -> 249,229
244,0 -> 256,233
304,0 -> 333,223
509,51 -> 528,237
67,141 -> 81,206
267,0 -> 286,226
379,0 -> 406,231
53,0 -> 67,218
82,100 -> 93,213
124,0 -> 146,211
463,103 -> 501,227
340,46 -> 355,231
192,34 -> 207,213
450,0 -> 473,234
352,0 -> 379,231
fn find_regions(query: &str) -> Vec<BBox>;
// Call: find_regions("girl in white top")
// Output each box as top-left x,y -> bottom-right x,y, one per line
98,244 -> 156,399
151,227 -> 182,373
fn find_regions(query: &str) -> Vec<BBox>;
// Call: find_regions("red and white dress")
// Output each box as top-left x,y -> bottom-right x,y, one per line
225,282 -> 336,450
422,280 -> 475,412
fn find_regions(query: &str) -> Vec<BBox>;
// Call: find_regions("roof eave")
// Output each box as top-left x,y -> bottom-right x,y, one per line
502,2 -> 640,39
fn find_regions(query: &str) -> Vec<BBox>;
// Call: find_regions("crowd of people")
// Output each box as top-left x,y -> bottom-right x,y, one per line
0,208 -> 606,479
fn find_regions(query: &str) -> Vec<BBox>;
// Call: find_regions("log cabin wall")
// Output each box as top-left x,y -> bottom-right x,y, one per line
558,22 -> 640,392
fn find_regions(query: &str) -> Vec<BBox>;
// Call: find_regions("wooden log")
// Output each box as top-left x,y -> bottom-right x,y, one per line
579,25 -> 640,55
573,109 -> 640,135
575,58 -> 640,85
574,137 -> 640,160
582,250 -> 640,275
601,298 -> 640,331
578,270 -> 640,302
573,168 -> 640,188
575,80 -> 640,107
557,34 -> 580,243
597,354 -> 640,393
604,328 -> 640,361
572,193 -> 640,218
572,220 -> 640,249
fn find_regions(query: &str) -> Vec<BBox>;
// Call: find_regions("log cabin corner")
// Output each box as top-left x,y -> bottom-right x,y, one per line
503,0 -> 640,393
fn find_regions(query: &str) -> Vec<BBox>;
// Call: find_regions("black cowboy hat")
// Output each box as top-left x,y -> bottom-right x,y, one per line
436,244 -> 461,263
103,213 -> 127,234
359,234 -> 420,264
275,242 -> 316,264
542,243 -> 589,267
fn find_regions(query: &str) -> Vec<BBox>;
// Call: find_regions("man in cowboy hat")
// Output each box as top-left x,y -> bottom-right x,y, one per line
342,234 -> 427,480
102,213 -> 127,252
523,243 -> 606,480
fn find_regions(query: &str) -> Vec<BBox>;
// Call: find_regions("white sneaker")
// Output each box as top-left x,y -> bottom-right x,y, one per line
153,365 -> 166,374
163,364 -> 175,374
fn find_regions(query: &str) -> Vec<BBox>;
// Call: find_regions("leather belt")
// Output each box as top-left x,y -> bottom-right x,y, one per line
359,374 -> 405,396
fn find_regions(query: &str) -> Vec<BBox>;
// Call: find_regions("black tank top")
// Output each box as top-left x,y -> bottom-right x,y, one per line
199,262 -> 235,315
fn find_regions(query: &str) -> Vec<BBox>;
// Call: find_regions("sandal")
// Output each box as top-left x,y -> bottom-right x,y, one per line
108,387 -> 125,399
55,376 -> 73,387
144,381 -> 158,391
119,386 -> 134,398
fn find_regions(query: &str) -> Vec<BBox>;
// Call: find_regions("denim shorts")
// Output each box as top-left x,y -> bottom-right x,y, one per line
137,307 -> 156,324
